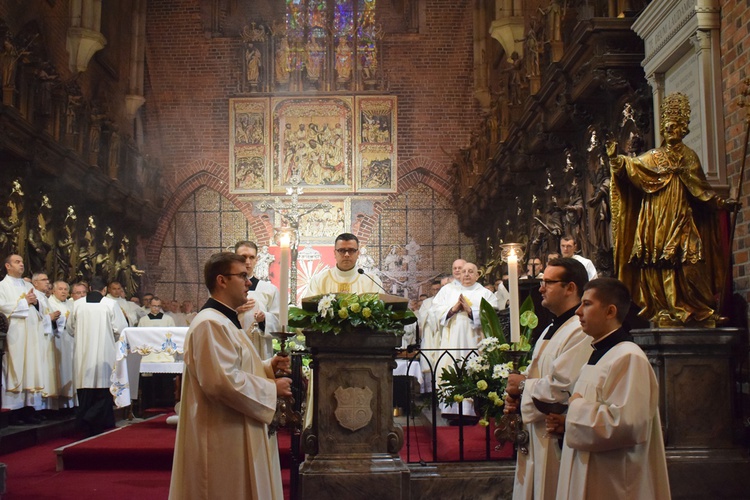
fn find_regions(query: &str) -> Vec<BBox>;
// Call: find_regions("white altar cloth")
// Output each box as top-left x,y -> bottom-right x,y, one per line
111,327 -> 188,408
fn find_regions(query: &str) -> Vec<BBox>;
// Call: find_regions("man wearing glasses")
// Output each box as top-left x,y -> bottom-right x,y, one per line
170,252 -> 291,500
503,257 -> 593,500
306,232 -> 383,296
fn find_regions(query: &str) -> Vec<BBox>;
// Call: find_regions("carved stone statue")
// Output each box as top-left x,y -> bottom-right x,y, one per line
245,42 -> 261,85
115,236 -> 145,297
607,92 -> 738,327
275,37 -> 290,85
335,39 -> 353,83
254,245 -> 274,281
77,215 -> 98,281
305,38 -> 324,83
1,38 -> 24,88
55,205 -> 77,282
6,179 -> 26,259
27,195 -> 54,274
540,0 -> 563,42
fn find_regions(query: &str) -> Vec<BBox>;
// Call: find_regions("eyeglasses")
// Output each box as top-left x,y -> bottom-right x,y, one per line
540,279 -> 569,287
222,273 -> 251,281
335,248 -> 359,255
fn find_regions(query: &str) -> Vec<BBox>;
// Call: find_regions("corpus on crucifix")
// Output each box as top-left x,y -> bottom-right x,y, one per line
257,175 -> 332,305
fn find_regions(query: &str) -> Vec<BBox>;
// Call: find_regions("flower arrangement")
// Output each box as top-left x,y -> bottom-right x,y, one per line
437,295 -> 537,426
287,292 -> 417,334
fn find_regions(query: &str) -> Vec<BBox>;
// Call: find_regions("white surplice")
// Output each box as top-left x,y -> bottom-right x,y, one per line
431,282 -> 497,415
0,275 -> 45,410
239,280 -> 280,360
306,266 -> 382,296
556,341 -> 670,500
34,291 -> 60,402
418,296 -> 441,375
68,296 -> 128,389
169,308 -> 282,500
48,295 -> 76,403
513,315 -> 592,500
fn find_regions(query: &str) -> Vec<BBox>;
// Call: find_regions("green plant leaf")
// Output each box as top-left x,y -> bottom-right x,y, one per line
480,298 -> 506,342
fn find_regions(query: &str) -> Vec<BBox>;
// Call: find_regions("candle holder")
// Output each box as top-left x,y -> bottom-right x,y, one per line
499,242 -> 525,263
494,349 -> 530,454
268,328 -> 303,436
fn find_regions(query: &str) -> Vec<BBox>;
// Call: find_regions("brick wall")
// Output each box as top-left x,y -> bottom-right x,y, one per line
721,1 -> 750,311
142,0 -> 477,198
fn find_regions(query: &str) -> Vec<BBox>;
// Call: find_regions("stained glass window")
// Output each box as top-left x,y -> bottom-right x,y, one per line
282,0 -> 379,91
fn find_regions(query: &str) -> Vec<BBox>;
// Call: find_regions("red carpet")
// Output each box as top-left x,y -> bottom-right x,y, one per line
13,414 -> 511,500
59,414 -> 177,470
400,422 -> 514,462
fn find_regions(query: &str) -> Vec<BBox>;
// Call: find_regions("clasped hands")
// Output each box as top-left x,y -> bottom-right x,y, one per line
449,294 -> 473,318
544,392 -> 582,435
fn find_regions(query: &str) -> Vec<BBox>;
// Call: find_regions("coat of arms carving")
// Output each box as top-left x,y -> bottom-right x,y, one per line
333,386 -> 373,431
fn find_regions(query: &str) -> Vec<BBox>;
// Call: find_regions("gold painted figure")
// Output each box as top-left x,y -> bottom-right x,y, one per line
606,93 -> 737,327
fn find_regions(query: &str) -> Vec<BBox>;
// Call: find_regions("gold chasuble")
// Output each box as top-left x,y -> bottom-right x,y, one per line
306,266 -> 382,296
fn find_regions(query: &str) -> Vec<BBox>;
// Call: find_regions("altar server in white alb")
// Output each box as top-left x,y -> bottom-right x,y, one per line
170,252 -> 291,500
307,233 -> 383,296
431,262 -> 497,416
0,254 -> 46,416
68,277 -> 128,435
547,278 -> 670,500
503,258 -> 593,500
235,241 -> 281,359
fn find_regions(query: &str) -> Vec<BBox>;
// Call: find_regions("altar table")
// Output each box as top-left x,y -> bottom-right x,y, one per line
111,327 -> 188,408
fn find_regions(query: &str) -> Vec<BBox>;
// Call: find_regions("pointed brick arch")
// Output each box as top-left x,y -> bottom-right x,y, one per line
354,156 -> 454,243
145,161 -> 271,267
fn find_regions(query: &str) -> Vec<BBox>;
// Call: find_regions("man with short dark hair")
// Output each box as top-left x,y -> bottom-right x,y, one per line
548,278 -> 670,499
505,257 -> 592,500
235,240 -> 280,359
68,276 -> 128,434
560,236 -> 597,280
306,233 -> 382,295
169,252 -> 291,499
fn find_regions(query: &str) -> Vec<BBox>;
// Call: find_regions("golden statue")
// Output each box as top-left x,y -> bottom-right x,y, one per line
606,93 -> 738,327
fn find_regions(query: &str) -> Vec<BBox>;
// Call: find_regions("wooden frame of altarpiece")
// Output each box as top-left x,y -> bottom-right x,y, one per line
229,95 -> 398,195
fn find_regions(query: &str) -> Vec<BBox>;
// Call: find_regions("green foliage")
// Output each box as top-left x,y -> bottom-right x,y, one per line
437,296 -> 538,425
287,293 -> 417,335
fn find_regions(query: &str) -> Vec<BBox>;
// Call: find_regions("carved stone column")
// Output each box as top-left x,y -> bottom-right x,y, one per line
299,330 -> 410,499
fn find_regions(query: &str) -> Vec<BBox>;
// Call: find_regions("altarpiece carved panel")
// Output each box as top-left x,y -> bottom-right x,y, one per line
271,96 -> 354,193
355,96 -> 397,193
229,98 -> 271,193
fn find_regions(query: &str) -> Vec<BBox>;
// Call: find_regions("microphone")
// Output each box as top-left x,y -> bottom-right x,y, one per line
357,268 -> 389,294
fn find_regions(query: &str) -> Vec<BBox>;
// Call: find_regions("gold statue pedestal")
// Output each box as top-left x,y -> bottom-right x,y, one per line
633,327 -> 750,497
299,330 -> 410,499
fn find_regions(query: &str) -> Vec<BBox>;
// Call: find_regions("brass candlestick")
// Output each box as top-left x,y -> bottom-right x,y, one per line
495,349 -> 530,454
268,329 -> 303,436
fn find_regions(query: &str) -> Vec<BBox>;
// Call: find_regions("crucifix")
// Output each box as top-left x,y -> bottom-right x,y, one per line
257,175 -> 332,304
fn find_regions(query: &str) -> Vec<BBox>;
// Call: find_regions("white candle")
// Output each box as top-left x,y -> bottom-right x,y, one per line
279,233 -> 290,329
508,249 -> 520,343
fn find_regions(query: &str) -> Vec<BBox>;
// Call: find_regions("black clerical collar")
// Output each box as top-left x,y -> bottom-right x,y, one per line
86,291 -> 103,303
249,276 -> 259,291
201,297 -> 242,329
542,304 -> 579,341
148,312 -> 164,320
587,327 -> 633,365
